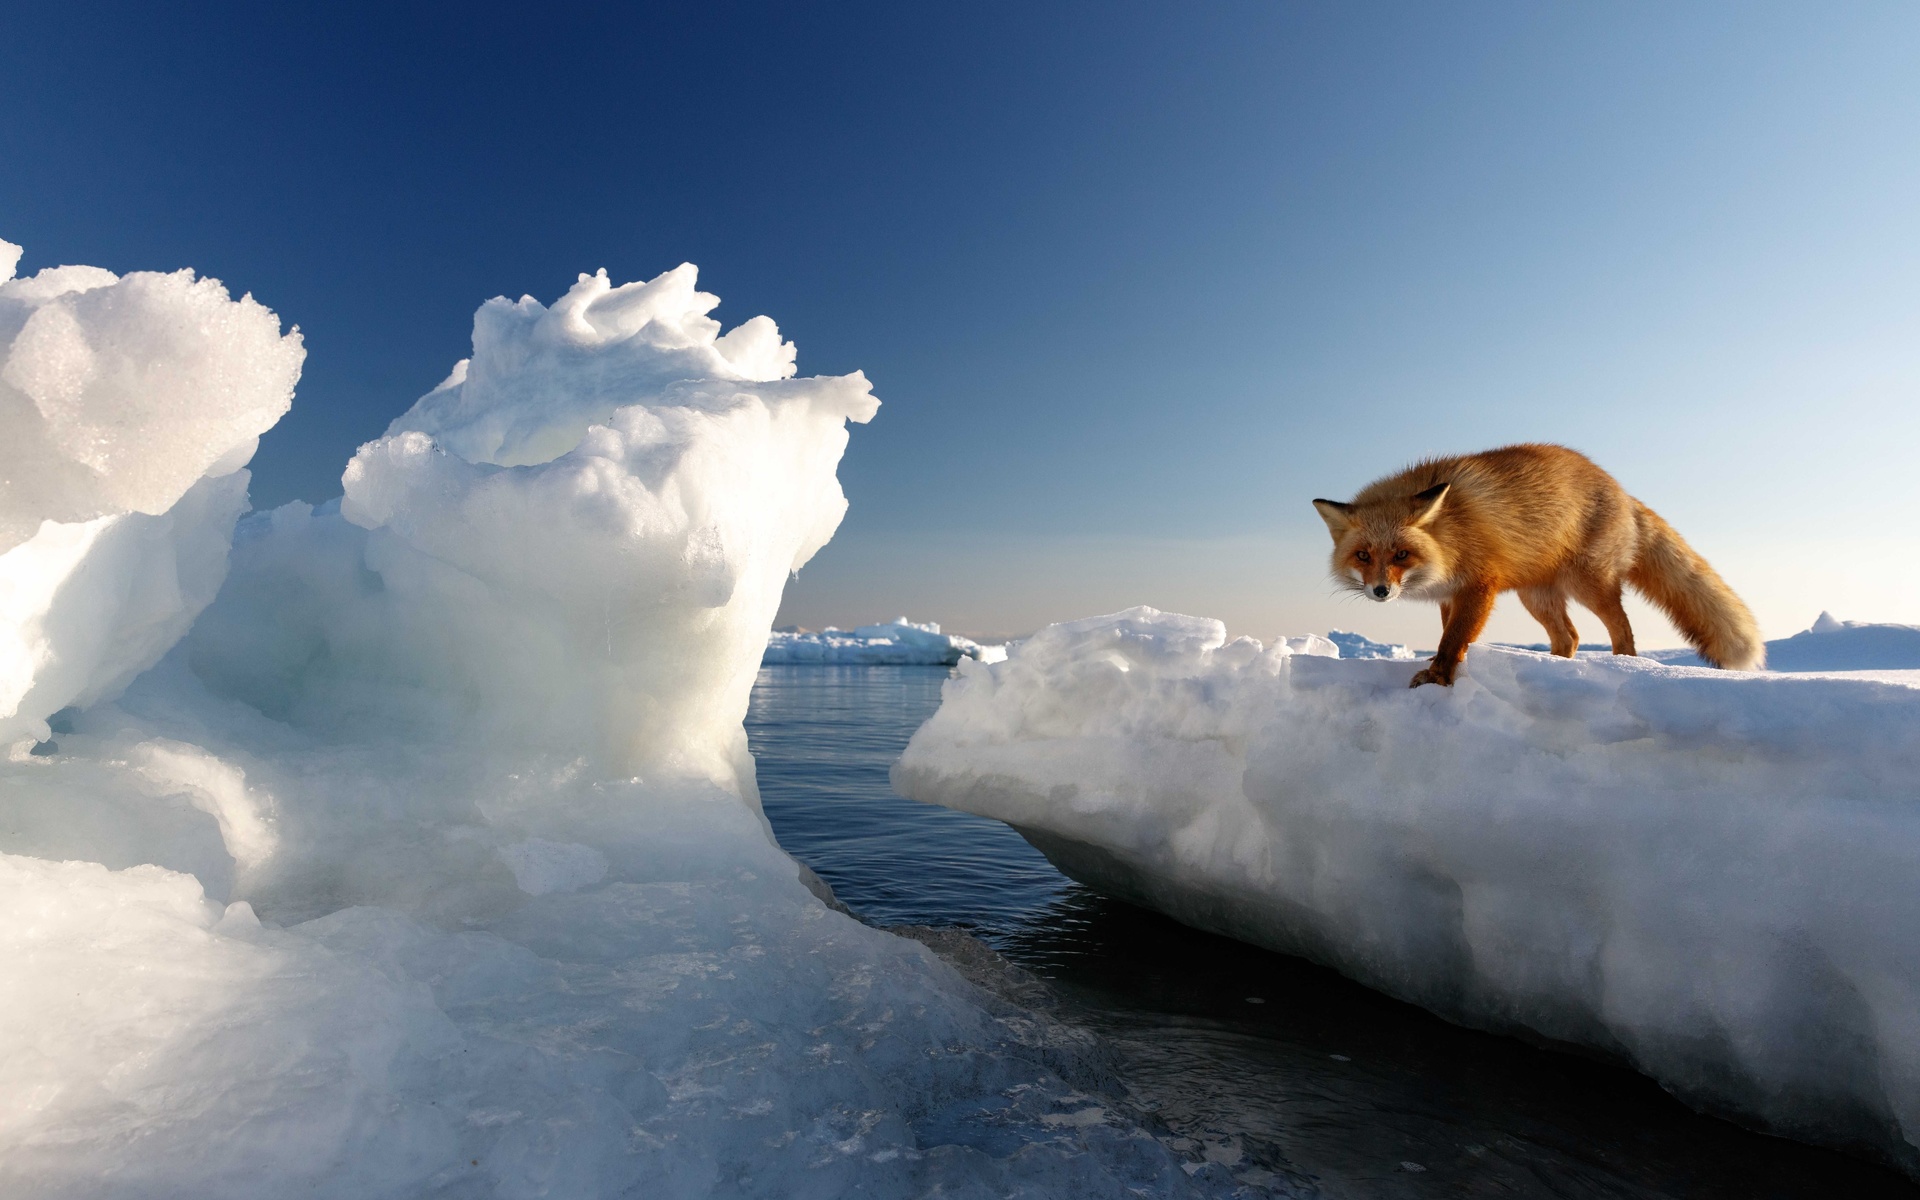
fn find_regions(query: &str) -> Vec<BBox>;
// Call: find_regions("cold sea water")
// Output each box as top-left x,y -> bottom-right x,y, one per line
747,664 -> 1918,1200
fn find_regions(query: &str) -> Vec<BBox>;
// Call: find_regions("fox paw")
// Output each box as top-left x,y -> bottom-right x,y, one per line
1408,668 -> 1454,688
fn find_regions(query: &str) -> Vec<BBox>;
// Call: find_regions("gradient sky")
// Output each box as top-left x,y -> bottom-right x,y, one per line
6,2 -> 1918,646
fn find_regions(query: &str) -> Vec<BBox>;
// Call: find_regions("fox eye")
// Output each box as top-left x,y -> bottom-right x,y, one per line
1393,549 -> 1409,562
1355,549 -> 1371,563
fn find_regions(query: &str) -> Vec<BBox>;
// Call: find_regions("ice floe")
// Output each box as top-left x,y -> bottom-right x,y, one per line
895,605 -> 1920,1174
763,619 -> 1005,665
1647,611 -> 1920,673
1323,630 -> 1415,660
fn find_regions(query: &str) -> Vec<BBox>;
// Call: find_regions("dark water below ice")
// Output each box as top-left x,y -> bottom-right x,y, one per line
747,664 -> 1918,1199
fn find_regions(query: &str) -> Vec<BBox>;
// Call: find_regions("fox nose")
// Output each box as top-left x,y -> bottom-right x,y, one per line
1372,585 -> 1390,598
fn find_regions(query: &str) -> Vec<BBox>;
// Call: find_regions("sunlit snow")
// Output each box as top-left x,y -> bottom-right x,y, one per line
896,605 -> 1920,1174
0,244 -> 1216,1199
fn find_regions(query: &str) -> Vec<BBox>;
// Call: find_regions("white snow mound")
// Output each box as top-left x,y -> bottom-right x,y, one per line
0,252 -> 1217,1198
894,605 -> 1920,1173
1647,612 -> 1920,673
389,263 -> 799,468
0,238 -> 302,746
764,618 -> 1005,665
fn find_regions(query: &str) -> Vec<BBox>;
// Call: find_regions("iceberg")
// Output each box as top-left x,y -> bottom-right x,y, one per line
0,247 -> 1219,1198
894,606 -> 1920,1176
763,618 -> 1005,665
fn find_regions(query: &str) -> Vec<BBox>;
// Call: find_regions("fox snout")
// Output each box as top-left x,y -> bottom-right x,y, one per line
1369,582 -> 1398,602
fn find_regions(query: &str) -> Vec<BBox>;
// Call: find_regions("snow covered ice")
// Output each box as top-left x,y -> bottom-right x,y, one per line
0,238 -> 302,744
1647,610 -> 1920,673
763,619 -> 1004,665
895,606 -> 1920,1175
1323,629 -> 1415,660
0,245 -> 1223,1199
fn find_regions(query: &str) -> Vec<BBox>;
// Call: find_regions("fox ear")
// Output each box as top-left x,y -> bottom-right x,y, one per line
1311,498 -> 1354,536
1408,482 -> 1449,527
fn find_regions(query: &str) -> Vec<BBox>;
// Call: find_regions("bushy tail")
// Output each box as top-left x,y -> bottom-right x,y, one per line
1626,502 -> 1765,670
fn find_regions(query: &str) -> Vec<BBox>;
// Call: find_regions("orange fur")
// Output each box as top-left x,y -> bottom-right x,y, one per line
1311,444 -> 1764,687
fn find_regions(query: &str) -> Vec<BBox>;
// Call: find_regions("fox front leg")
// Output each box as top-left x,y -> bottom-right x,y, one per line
1410,585 -> 1496,687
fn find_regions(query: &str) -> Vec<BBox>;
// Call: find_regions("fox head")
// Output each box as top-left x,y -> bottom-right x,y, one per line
1311,482 -> 1450,603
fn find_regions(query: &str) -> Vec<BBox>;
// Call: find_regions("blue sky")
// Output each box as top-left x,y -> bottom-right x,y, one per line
6,3 -> 1918,644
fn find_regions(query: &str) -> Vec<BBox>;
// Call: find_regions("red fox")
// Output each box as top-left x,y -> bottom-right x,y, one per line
1312,444 -> 1764,687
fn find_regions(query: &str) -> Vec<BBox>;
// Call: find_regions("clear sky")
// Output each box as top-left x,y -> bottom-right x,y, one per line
6,3 -> 1918,647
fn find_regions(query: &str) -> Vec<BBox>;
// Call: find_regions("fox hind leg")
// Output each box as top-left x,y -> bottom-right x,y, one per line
1571,578 -> 1637,656
1519,587 -> 1579,657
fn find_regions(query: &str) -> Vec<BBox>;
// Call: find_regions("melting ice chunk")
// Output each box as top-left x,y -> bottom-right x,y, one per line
896,605 -> 1920,1170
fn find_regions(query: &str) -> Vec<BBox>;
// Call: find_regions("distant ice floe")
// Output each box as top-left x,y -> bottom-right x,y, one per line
0,246 -> 1221,1198
764,618 -> 1006,665
1646,611 -> 1920,673
1323,629 -> 1416,660
895,605 -> 1920,1176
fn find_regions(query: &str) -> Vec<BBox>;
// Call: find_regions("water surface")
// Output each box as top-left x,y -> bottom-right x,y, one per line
748,664 -> 1917,1198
